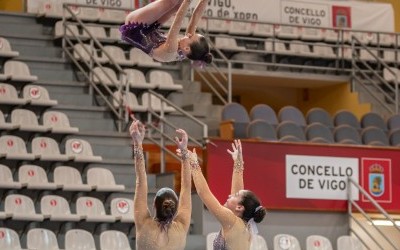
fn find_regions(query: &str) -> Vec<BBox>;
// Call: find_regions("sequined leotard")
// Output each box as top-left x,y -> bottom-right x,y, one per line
120,22 -> 166,56
213,230 -> 228,250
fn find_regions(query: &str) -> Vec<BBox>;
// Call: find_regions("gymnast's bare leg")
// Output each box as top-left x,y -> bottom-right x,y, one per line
125,0 -> 184,25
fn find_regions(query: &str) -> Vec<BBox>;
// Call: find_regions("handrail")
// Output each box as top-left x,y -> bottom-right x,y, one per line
351,35 -> 399,114
192,31 -> 231,105
145,90 -> 207,173
61,3 -> 128,131
347,177 -> 400,250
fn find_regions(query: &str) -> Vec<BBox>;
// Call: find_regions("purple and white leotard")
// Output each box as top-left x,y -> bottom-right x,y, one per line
119,22 -> 166,56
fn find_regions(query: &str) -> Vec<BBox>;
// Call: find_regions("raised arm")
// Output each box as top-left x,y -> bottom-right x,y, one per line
186,0 -> 208,35
227,140 -> 244,194
164,0 -> 192,52
190,149 -> 236,230
174,129 -> 192,230
130,120 -> 150,227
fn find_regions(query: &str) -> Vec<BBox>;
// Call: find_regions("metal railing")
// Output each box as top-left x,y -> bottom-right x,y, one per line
61,3 -> 127,132
60,4 -> 208,172
347,177 -> 400,250
351,35 -> 399,114
196,16 -> 400,108
144,90 -> 208,172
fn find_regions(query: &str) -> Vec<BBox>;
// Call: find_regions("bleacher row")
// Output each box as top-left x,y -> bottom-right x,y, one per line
0,54 -> 182,116
0,30 -> 138,249
207,233 -> 363,250
0,228 -> 133,250
222,103 -> 400,147
36,0 -> 400,47
54,19 -> 400,65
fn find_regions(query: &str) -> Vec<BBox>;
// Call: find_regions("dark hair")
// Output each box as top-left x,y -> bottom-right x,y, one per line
239,190 -> 267,223
187,35 -> 213,64
154,187 -> 178,223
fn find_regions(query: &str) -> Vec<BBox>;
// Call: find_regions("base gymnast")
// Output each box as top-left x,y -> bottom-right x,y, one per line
184,140 -> 267,250
120,0 -> 212,64
130,119 -> 193,249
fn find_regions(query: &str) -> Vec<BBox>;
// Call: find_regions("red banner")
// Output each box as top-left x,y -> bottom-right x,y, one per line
332,6 -> 352,28
206,139 -> 400,213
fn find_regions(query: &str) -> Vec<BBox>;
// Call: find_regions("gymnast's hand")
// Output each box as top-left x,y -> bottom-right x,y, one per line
129,119 -> 145,145
227,139 -> 243,162
175,128 -> 188,150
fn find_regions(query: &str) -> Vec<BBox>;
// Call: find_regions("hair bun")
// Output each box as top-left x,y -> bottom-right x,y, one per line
253,206 -> 267,223
203,53 -> 213,64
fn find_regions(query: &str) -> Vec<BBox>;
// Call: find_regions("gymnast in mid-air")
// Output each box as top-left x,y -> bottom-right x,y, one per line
120,0 -> 212,64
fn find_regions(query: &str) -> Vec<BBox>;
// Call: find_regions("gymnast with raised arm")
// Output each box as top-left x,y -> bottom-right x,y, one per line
186,139 -> 267,250
130,119 -> 193,249
120,0 -> 212,64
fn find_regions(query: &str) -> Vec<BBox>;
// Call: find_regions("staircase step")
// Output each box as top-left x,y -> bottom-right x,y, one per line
0,12 -> 37,24
51,92 -> 95,106
19,57 -> 76,81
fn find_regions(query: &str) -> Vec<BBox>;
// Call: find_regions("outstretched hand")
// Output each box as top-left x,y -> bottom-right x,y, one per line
227,139 -> 243,162
175,128 -> 188,150
129,119 -> 145,145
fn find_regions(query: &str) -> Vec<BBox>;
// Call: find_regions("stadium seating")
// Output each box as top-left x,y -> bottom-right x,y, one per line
361,126 -> 389,146
41,194 -> 83,221
0,109 -> 19,131
141,92 -> 176,113
249,104 -> 279,127
334,124 -> 362,145
334,110 -> 361,131
65,229 -> 96,250
4,60 -> 38,82
27,228 -> 61,250
0,135 -> 36,160
110,197 -> 135,223
247,119 -> 277,141
129,48 -> 162,67
65,138 -> 103,162
19,164 -> 59,190
220,102 -> 250,139
0,164 -> 24,189
306,235 -> 333,250
11,108 -> 50,134
100,230 -> 132,250
0,228 -> 23,249
76,196 -> 116,222
32,136 -> 71,161
123,68 -> 156,89
42,110 -> 79,134
389,129 -> 400,146
305,122 -> 334,144
87,167 -> 125,192
0,83 -> 28,108
277,121 -> 306,142
337,235 -> 363,250
54,166 -> 93,191
112,91 -> 147,112
306,108 -> 334,129
5,194 -> 44,221
278,106 -> 307,127
0,37 -> 19,58
149,70 -> 183,91
22,84 -> 58,106
40,195 -> 84,221
92,66 -> 120,87
360,112 -> 387,131
274,234 -> 301,250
